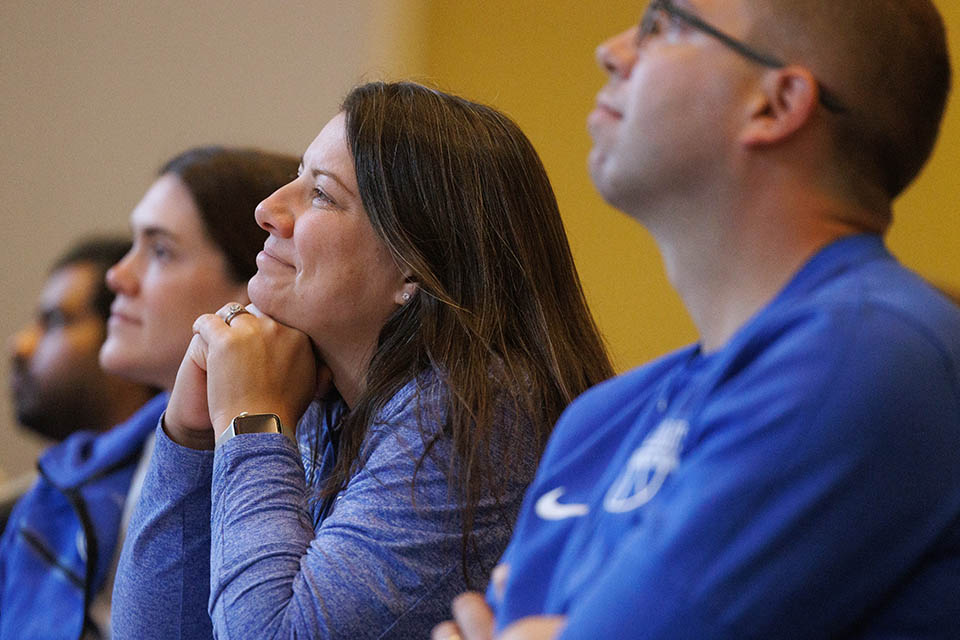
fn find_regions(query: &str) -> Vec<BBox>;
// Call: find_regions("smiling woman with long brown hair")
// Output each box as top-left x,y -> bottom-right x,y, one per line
112,82 -> 613,640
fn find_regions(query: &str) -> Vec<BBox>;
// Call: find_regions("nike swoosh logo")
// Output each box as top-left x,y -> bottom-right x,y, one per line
535,487 -> 589,520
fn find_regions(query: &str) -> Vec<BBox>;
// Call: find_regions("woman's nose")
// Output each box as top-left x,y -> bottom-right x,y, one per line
105,250 -> 140,297
255,183 -> 296,238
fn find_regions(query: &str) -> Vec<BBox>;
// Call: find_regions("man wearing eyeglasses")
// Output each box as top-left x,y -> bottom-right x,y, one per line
435,1 -> 959,639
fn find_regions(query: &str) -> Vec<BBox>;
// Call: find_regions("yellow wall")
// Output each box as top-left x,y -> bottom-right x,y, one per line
413,1 -> 960,372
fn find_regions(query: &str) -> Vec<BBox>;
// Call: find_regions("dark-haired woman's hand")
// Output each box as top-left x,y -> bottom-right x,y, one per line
191,302 -> 320,440
163,333 -> 218,450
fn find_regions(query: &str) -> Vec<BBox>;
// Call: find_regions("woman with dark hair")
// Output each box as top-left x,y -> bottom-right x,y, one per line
99,147 -> 298,388
112,83 -> 613,639
0,146 -> 297,640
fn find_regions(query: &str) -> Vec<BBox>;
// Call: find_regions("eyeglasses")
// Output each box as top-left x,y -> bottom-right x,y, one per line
638,0 -> 848,114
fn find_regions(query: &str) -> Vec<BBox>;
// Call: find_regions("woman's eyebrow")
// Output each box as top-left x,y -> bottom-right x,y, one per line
310,167 -> 356,198
140,226 -> 179,242
300,155 -> 356,198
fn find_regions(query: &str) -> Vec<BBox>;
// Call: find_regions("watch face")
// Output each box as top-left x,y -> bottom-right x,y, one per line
233,413 -> 282,435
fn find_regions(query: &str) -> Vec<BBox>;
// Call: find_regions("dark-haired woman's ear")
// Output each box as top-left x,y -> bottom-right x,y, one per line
397,282 -> 418,305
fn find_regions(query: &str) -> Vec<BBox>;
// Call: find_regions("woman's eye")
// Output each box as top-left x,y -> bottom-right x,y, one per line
150,243 -> 172,261
312,188 -> 334,207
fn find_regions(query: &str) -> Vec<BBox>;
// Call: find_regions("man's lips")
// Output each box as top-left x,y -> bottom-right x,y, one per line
595,101 -> 623,118
588,101 -> 623,126
8,366 -> 34,400
9,369 -> 27,392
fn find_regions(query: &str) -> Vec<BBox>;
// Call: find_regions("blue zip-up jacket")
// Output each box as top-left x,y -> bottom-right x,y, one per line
0,393 -> 167,640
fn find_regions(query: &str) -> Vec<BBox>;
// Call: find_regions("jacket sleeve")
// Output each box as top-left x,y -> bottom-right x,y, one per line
554,309 -> 960,639
111,422 -> 215,640
0,491 -> 15,616
207,410 -> 488,640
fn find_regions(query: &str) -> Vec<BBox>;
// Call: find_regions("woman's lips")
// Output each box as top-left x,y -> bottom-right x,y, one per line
108,309 -> 140,327
257,250 -> 294,270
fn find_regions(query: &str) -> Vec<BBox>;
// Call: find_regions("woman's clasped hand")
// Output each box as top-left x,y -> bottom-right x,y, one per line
164,302 -> 322,446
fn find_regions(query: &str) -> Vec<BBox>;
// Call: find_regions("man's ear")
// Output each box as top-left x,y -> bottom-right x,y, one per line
740,65 -> 819,147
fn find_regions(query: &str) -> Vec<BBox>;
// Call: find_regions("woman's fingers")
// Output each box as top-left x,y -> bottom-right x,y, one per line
184,330 -> 209,371
189,302 -> 317,438
216,301 -> 254,327
164,334 -> 215,449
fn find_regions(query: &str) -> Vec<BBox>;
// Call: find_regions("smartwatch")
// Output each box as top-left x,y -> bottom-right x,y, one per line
215,412 -> 288,449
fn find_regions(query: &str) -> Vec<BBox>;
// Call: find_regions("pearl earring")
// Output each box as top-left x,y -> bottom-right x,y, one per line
401,292 -> 411,302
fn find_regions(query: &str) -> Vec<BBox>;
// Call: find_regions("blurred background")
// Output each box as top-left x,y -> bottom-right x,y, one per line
2,0 -> 958,482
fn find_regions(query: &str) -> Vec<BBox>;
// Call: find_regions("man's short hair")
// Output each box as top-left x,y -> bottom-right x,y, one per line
51,236 -> 131,322
748,0 -> 951,197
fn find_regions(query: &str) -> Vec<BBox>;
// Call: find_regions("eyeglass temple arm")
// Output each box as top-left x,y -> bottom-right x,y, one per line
662,0 -> 848,114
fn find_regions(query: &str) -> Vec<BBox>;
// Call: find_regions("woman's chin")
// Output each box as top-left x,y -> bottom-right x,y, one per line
247,274 -> 274,311
99,337 -> 130,376
248,277 -> 290,326
99,345 -> 162,390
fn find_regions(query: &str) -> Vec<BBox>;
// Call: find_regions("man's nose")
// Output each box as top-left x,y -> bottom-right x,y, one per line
9,324 -> 39,364
596,26 -> 640,78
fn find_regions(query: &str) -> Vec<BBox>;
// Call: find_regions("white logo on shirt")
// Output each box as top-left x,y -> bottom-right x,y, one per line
535,487 -> 590,520
603,418 -> 688,513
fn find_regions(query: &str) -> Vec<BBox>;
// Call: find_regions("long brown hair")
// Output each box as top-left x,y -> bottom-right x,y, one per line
324,81 -> 613,580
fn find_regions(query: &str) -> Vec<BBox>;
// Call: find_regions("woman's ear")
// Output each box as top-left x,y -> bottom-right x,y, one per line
740,65 -> 819,147
395,269 -> 419,305
396,281 -> 418,305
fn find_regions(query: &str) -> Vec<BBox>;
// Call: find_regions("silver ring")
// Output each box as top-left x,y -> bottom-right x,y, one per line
223,303 -> 249,326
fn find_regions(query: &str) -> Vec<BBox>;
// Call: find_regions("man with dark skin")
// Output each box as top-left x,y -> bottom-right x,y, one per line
8,238 -> 154,442
1,238 -> 158,638
435,1 -> 959,638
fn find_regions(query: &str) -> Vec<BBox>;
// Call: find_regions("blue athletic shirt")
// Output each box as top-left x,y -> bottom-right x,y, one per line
113,374 -> 536,639
492,234 -> 960,638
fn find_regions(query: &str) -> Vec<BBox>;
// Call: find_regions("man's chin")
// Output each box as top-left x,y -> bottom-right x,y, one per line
587,146 -> 608,185
588,150 -> 623,207
13,407 -> 34,430
16,410 -> 66,441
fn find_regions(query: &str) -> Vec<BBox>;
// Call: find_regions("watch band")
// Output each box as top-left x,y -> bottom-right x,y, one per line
215,412 -> 286,449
